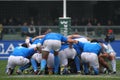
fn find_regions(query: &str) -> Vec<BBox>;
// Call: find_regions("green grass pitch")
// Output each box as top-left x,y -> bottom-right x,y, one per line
0,60 -> 120,80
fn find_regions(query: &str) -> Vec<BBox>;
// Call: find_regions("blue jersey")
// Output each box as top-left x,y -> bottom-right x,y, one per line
11,46 -> 36,58
83,43 -> 102,55
59,43 -> 69,51
75,42 -> 85,55
29,37 -> 33,44
41,32 -> 68,44
32,38 -> 42,44
50,49 -> 54,54
73,44 -> 83,55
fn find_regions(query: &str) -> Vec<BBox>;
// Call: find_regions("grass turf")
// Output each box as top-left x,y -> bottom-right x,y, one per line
0,60 -> 120,80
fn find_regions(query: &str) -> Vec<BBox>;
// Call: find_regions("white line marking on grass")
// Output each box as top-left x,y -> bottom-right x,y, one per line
3,74 -> 120,79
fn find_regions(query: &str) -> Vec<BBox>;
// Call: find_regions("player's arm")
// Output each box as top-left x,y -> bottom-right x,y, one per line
25,36 -> 32,47
32,35 -> 45,41
67,38 -> 78,43
67,34 -> 81,39
98,44 -> 109,58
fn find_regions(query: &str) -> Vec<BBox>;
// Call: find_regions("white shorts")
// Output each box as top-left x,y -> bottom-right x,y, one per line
47,53 -> 54,68
81,52 -> 99,69
32,53 -> 54,68
106,43 -> 116,56
42,40 -> 61,52
74,38 -> 90,43
7,55 -> 30,69
32,53 -> 42,63
29,44 -> 37,48
58,47 -> 77,66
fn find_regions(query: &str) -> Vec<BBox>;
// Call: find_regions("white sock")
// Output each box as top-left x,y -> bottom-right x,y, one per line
111,59 -> 116,72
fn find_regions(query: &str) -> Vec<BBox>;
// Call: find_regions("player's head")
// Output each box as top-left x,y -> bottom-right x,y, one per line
91,39 -> 104,43
91,39 -> 99,43
45,29 -> 52,34
21,43 -> 28,48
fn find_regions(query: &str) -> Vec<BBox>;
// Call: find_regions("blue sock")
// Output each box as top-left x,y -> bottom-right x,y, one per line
93,68 -> 99,75
83,63 -> 89,74
19,63 -> 31,71
31,58 -> 38,71
40,59 -> 46,71
54,55 -> 60,74
74,56 -> 80,72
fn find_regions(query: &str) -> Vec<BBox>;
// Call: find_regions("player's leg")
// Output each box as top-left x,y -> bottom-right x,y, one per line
39,50 -> 49,74
58,50 -> 68,74
31,53 -> 42,74
67,48 -> 81,73
38,40 -> 51,74
53,40 -> 61,74
30,58 -> 38,74
60,47 -> 78,74
47,53 -> 54,75
83,63 -> 89,75
47,67 -> 54,75
6,56 -> 16,75
107,43 -> 116,73
17,63 -> 31,75
65,47 -> 81,74
54,51 -> 60,74
60,58 -> 68,75
74,56 -> 81,74
16,57 -> 30,75
81,52 -> 89,75
98,54 -> 112,74
89,53 -> 99,75
109,53 -> 116,74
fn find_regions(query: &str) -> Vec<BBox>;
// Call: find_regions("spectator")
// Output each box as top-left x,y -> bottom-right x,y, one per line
7,17 -> 16,33
21,22 -> 29,37
87,18 -> 92,26
28,24 -> 36,37
105,29 -> 115,42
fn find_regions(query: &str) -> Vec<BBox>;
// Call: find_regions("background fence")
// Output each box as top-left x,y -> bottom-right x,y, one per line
2,26 -> 120,40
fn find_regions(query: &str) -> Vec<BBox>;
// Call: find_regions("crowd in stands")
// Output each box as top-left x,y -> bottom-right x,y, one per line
0,16 -> 118,40
71,17 -> 115,26
0,16 -> 117,26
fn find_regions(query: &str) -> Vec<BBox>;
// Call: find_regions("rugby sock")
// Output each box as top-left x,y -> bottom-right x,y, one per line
31,58 -> 38,72
74,56 -> 80,72
54,55 -> 60,74
19,63 -> 31,71
111,59 -> 116,72
93,68 -> 99,75
60,66 -> 65,74
40,59 -> 46,71
48,67 -> 53,75
83,63 -> 89,74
